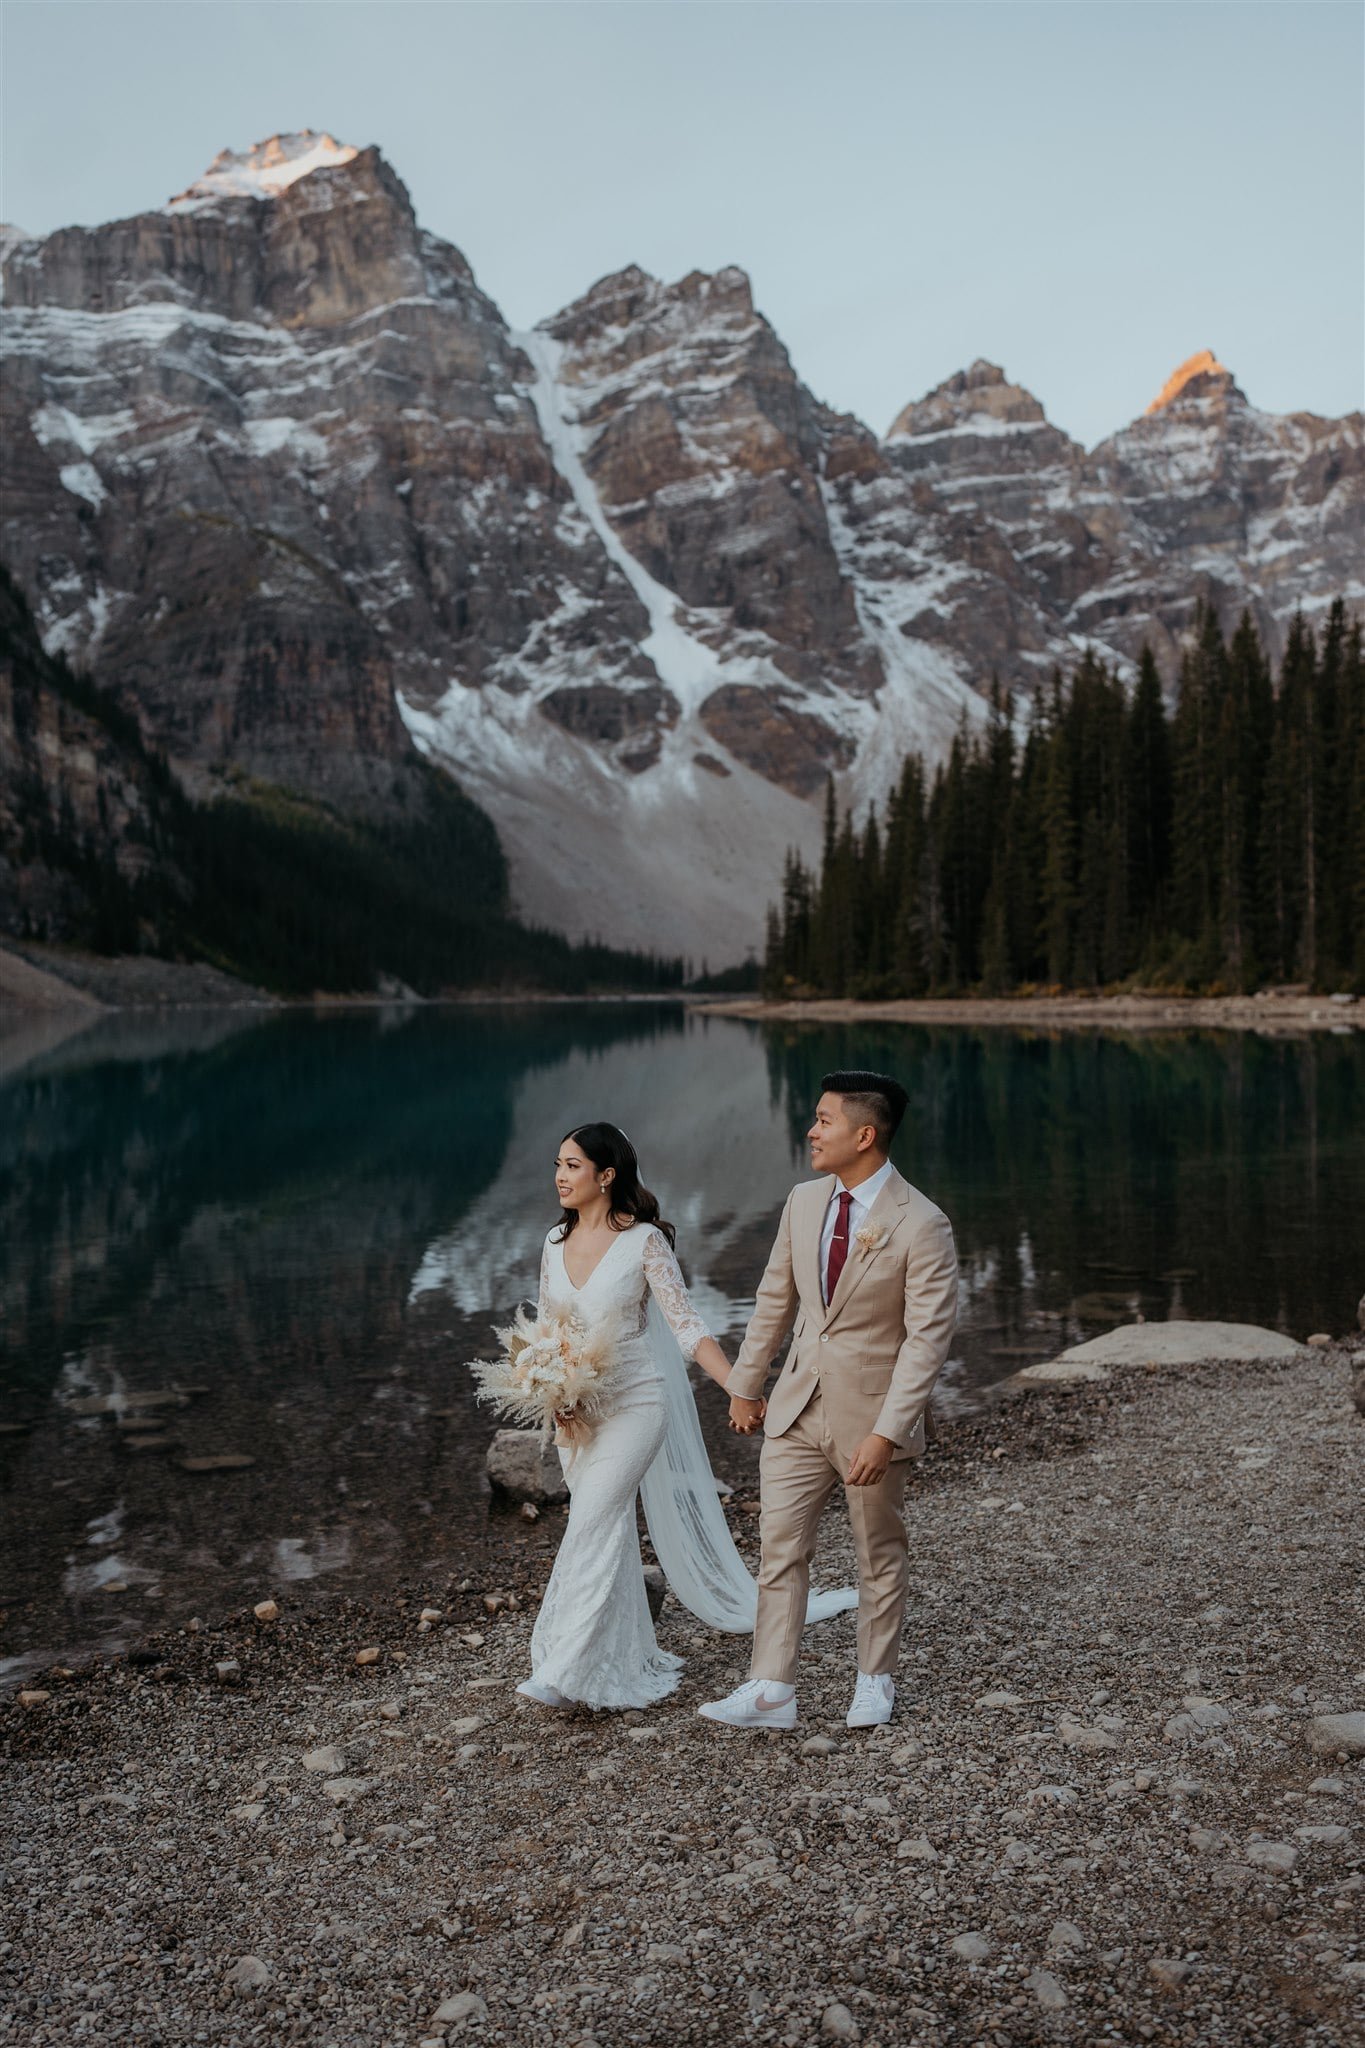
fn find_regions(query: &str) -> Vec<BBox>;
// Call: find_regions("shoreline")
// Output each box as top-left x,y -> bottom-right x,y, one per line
701,991 -> 1362,1034
5,942 -> 1360,1033
6,1338 -> 1362,2045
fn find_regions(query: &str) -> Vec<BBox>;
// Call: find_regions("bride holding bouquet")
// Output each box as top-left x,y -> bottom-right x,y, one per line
472,1122 -> 852,1712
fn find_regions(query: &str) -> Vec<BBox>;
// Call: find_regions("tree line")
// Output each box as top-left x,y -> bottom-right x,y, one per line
764,600 -> 1363,997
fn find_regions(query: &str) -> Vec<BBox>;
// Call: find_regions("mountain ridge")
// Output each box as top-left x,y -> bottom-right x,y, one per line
2,132 -> 1360,959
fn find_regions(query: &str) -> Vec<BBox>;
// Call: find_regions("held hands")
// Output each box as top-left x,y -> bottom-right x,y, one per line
845,1432 -> 896,1486
727,1394 -> 766,1435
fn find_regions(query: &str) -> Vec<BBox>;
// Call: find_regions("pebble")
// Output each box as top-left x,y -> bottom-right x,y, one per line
1305,1711 -> 1365,1756
1308,1776 -> 1345,1795
1189,1826 -> 1231,1855
1164,1698 -> 1231,1739
801,1735 -> 838,1755
213,1659 -> 241,1684
17,1690 -> 51,1708
1244,1838 -> 1298,1874
1027,1966 -> 1067,2010
820,2001 -> 859,2039
432,1990 -> 488,2025
1058,1717 -> 1119,1752
354,1647 -> 382,1667
78,1791 -> 136,1815
253,1599 -> 279,1622
1027,1783 -> 1079,1808
452,1717 -> 483,1737
1150,1958 -> 1194,1990
1047,1920 -> 1086,1953
897,1834 -> 938,1862
322,1777 -> 372,1805
419,1607 -> 443,1623
949,1932 -> 993,1962
226,1955 -> 271,1994
1295,1823 -> 1349,1844
302,1745 -> 347,1774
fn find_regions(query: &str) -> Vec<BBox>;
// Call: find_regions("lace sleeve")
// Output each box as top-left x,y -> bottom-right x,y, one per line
538,1235 -> 551,1317
642,1228 -> 711,1361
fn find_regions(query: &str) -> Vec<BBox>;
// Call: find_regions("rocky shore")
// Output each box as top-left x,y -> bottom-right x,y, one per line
4,1340 -> 1363,2047
702,993 -> 1362,1036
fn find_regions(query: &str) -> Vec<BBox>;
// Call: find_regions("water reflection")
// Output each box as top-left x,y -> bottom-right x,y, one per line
2,1004 -> 1360,1676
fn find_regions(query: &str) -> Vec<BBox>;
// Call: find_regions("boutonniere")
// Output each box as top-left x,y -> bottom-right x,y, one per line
853,1223 -> 888,1256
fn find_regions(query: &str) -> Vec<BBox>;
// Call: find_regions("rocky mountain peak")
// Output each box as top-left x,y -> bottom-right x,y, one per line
1144,348 -> 1242,415
885,359 -> 1051,440
543,261 -> 757,354
167,130 -> 361,210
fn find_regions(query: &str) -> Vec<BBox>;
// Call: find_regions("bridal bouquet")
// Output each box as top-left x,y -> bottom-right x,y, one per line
469,1302 -> 618,1440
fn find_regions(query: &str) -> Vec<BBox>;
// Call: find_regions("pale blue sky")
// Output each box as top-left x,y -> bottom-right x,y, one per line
3,1 -> 1361,446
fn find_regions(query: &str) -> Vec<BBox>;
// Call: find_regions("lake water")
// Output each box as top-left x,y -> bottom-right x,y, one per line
3,1002 -> 1361,1679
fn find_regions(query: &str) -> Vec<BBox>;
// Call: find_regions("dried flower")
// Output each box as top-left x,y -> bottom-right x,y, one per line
469,1302 -> 619,1440
853,1222 -> 888,1256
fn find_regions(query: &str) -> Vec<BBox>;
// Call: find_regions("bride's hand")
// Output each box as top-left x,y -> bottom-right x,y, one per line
728,1394 -> 766,1434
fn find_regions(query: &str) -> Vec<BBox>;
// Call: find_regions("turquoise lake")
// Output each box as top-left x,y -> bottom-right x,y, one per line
2,1003 -> 1361,1677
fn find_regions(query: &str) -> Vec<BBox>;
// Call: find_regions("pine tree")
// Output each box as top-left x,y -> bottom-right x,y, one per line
1122,646 -> 1172,958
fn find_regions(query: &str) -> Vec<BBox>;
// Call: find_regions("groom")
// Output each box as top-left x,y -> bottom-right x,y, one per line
699,1070 -> 958,1731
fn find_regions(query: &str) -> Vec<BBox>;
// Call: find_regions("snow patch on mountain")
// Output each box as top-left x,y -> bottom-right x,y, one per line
398,674 -> 821,962
168,131 -> 359,211
518,327 -> 728,721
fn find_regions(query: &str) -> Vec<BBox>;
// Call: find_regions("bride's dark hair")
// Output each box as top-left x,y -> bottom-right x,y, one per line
556,1122 -> 676,1248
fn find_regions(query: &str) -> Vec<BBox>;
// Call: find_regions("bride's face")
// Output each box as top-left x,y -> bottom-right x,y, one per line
555,1143 -> 610,1211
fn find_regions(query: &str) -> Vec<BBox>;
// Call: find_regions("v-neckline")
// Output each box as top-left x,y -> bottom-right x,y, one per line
560,1222 -> 637,1294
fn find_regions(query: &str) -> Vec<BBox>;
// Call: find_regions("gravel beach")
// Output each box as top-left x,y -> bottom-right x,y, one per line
4,1343 -> 1362,2048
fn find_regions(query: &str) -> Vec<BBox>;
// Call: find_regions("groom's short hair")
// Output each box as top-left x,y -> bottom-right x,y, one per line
820,1070 -> 908,1150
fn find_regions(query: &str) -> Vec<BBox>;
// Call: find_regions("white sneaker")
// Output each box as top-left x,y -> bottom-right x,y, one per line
847,1671 -> 895,1727
516,1676 -> 569,1708
697,1678 -> 798,1730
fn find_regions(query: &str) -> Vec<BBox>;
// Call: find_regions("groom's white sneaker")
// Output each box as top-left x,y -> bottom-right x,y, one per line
847,1671 -> 895,1727
697,1678 -> 797,1730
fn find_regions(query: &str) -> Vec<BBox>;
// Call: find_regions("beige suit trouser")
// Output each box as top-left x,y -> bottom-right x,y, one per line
750,1388 -> 909,1685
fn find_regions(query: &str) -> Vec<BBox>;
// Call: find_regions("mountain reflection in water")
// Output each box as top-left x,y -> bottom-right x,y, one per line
2,1003 -> 1360,1676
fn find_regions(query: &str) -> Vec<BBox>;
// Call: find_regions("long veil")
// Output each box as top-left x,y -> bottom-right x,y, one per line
637,1298 -> 857,1634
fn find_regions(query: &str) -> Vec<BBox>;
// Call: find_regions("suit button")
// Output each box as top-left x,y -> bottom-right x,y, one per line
819,1334 -> 829,1344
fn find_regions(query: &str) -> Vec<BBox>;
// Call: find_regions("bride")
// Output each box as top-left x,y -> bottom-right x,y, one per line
517,1121 -> 852,1711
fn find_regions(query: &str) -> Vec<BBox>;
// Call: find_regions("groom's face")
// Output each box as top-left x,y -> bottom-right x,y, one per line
808,1093 -> 876,1178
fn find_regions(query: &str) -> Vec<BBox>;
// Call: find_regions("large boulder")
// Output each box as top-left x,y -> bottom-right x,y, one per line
1041,1321 -> 1309,1371
485,1429 -> 568,1505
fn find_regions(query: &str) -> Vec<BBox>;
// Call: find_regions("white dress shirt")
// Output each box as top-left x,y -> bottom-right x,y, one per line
818,1157 -> 896,1303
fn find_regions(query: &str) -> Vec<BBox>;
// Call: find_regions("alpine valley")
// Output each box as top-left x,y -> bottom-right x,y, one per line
2,132 -> 1361,967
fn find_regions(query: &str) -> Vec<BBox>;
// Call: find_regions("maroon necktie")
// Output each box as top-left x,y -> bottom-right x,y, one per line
825,1190 -> 854,1304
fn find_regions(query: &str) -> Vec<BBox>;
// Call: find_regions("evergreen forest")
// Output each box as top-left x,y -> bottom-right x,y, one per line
764,601 -> 1363,998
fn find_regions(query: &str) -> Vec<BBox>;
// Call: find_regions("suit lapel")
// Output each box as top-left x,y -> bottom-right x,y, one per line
801,1176 -> 835,1319
823,1170 -> 908,1327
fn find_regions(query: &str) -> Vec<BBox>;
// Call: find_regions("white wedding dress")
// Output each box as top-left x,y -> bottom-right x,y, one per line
526,1221 -> 855,1710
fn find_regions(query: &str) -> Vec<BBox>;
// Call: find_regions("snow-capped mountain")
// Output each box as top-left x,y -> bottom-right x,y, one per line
2,134 -> 1360,959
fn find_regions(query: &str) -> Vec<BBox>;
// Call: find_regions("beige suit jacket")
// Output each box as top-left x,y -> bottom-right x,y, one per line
727,1167 -> 958,1461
